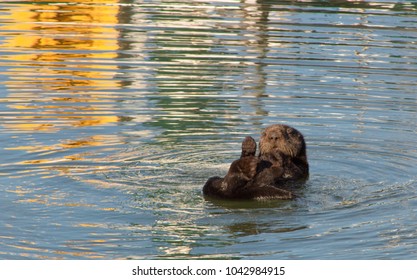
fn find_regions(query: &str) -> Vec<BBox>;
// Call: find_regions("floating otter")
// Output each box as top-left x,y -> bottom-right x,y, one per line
203,124 -> 308,200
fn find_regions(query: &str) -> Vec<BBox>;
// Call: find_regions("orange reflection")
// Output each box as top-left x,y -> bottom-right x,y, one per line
5,135 -> 119,168
1,0 -> 121,133
1,0 -> 122,169
7,135 -> 109,152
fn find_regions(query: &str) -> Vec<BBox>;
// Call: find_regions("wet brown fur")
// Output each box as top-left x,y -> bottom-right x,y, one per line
258,124 -> 309,181
203,124 -> 309,200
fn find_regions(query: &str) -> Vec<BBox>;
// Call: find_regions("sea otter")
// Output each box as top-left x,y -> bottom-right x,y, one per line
203,124 -> 308,200
203,135 -> 294,200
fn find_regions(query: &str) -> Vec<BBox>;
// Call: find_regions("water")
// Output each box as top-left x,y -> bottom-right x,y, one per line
0,0 -> 416,259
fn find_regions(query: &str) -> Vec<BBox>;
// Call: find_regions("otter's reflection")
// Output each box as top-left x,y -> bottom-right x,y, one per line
227,221 -> 308,237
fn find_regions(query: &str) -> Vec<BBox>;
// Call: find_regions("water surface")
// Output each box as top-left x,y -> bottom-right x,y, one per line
0,0 -> 417,259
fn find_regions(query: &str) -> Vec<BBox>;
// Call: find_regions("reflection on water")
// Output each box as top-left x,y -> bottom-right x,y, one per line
0,0 -> 130,180
0,0 -> 417,259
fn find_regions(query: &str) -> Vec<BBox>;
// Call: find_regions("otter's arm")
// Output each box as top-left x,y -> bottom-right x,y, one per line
220,157 -> 259,195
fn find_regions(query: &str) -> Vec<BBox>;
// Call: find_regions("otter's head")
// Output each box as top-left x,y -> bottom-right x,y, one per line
259,124 -> 307,160
241,136 -> 257,157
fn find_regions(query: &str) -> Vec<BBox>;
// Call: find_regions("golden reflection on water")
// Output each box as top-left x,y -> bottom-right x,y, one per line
3,135 -> 119,172
1,0 -> 122,175
1,0 -> 121,134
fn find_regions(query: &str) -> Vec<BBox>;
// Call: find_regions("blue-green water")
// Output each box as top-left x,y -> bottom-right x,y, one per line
0,0 -> 416,259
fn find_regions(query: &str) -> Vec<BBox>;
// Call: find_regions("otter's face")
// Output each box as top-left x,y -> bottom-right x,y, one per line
259,124 -> 306,158
241,136 -> 257,157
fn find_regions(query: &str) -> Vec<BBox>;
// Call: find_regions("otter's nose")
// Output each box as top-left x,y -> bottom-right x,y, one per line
269,132 -> 280,141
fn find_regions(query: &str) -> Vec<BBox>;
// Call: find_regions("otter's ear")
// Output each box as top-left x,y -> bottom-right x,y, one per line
286,127 -> 294,135
286,127 -> 300,138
